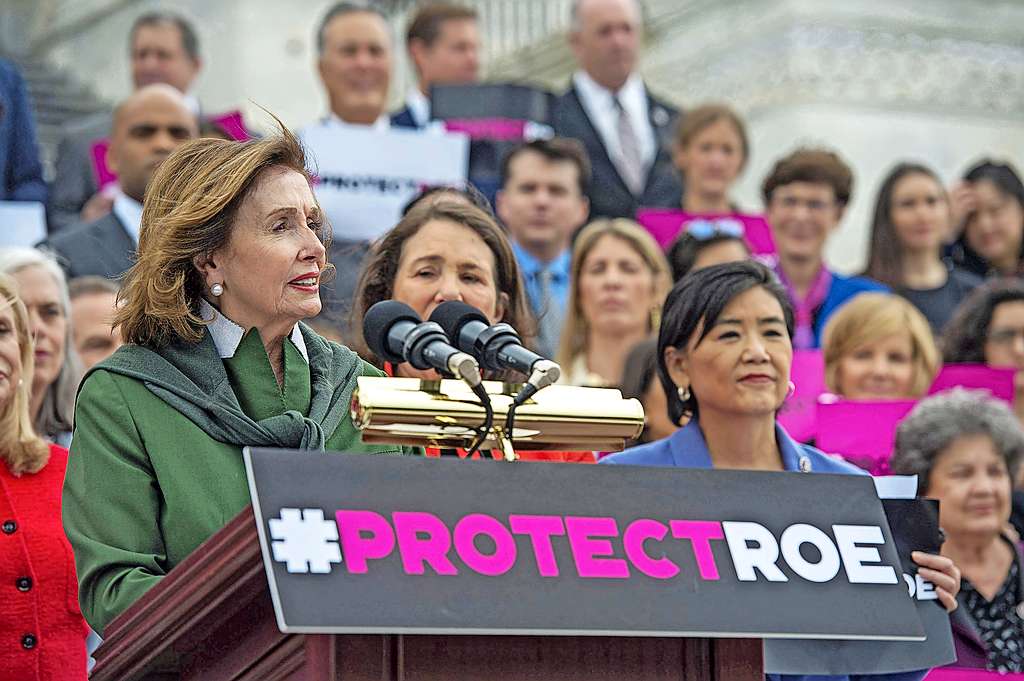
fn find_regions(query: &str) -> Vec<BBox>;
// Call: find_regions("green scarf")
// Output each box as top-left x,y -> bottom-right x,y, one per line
86,323 -> 362,451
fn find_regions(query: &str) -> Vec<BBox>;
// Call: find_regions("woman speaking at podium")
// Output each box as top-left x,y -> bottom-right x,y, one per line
62,128 -> 415,635
604,261 -> 961,680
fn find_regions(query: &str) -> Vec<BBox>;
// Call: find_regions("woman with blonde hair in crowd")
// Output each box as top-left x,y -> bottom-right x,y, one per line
822,292 -> 940,401
0,247 -> 81,446
671,103 -> 748,214
0,274 -> 88,680
557,218 -> 672,386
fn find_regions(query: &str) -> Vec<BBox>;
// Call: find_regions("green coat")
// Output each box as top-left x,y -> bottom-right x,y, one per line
63,328 -> 416,634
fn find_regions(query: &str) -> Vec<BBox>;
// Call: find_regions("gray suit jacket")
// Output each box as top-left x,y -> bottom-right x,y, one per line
552,84 -> 683,221
41,211 -> 134,280
47,112 -> 112,233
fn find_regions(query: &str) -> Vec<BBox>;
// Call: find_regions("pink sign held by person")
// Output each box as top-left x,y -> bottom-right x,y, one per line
925,669 -> 1024,680
928,364 -> 1016,403
777,350 -> 827,443
636,209 -> 776,255
815,399 -> 917,475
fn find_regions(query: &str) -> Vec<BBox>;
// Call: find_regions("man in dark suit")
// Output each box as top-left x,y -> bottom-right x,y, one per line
391,3 -> 480,130
0,59 -> 46,203
552,0 -> 682,221
48,12 -> 202,233
43,85 -> 197,279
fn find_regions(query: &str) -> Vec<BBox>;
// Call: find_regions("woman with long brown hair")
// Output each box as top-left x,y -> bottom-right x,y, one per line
863,163 -> 982,333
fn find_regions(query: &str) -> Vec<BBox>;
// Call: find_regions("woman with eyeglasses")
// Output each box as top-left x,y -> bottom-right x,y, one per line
671,104 -> 748,214
666,218 -> 750,282
862,163 -> 982,334
762,149 -> 887,349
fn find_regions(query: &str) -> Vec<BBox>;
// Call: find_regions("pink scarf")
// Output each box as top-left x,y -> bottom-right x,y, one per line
774,263 -> 832,349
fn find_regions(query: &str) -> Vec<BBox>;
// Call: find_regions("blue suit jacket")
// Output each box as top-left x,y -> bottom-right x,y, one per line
0,59 -> 46,203
390,106 -> 421,130
813,272 -> 889,348
602,422 -> 927,681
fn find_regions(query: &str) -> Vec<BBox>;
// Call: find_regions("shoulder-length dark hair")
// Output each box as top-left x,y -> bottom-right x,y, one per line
657,260 -> 794,425
951,159 -> 1024,277
863,162 -> 945,288
349,201 -> 535,367
942,278 -> 1024,363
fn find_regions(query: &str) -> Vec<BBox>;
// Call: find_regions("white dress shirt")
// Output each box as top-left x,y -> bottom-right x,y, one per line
572,70 -> 657,178
405,87 -> 430,128
199,298 -> 309,363
111,190 -> 144,244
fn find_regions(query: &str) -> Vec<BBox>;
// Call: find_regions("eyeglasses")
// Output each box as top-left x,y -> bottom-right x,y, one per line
684,218 -> 744,241
774,195 -> 836,214
987,327 -> 1024,346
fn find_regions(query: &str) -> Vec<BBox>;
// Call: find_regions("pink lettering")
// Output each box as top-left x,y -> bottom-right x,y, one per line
392,512 -> 458,576
509,515 -> 565,577
335,510 -> 395,574
670,520 -> 724,580
565,516 -> 630,579
623,519 -> 679,580
453,514 -> 517,576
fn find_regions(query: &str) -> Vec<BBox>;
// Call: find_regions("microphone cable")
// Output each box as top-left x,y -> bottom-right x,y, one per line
466,382 -> 494,457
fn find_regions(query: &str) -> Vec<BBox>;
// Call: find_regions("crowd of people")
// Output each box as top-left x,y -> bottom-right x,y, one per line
1,0 -> 1023,679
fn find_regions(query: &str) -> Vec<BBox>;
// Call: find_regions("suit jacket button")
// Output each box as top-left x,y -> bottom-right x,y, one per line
2,520 -> 16,534
21,633 -> 37,649
16,577 -> 32,592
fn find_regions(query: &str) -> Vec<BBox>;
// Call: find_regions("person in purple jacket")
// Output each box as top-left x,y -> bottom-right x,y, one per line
603,260 -> 960,681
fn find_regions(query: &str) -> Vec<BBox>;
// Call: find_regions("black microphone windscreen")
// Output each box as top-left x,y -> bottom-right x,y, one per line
363,300 -> 421,364
429,300 -> 489,341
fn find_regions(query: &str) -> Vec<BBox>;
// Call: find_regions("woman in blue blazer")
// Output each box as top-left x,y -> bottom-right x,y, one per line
602,261 -> 960,681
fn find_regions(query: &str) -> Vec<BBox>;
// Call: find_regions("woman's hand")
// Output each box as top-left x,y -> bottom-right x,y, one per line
948,182 -> 977,241
912,551 -> 960,612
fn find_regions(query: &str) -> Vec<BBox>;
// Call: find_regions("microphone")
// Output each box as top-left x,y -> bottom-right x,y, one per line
429,301 -> 561,390
362,301 -> 481,386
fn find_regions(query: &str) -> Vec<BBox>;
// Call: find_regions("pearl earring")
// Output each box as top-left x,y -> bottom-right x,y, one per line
677,386 -> 690,402
211,283 -> 224,297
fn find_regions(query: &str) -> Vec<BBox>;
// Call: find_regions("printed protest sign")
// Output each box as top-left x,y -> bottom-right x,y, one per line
245,449 -> 923,641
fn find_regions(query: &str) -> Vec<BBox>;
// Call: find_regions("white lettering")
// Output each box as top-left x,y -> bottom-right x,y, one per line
780,524 -> 841,583
722,522 -> 788,582
833,525 -> 898,584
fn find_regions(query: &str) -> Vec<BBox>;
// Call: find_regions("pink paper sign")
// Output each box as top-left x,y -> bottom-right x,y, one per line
815,399 -> 917,475
929,364 -> 1016,403
444,118 -> 526,141
210,110 -> 252,142
777,350 -> 826,443
635,209 -> 776,255
925,669 -> 1024,680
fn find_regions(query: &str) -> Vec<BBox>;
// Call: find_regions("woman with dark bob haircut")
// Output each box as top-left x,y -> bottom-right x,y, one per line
891,389 -> 1024,673
603,260 -> 961,681
942,279 -> 1024,424
63,126 -> 417,635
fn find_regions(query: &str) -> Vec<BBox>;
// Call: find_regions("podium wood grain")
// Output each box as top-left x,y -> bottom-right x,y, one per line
90,508 -> 762,681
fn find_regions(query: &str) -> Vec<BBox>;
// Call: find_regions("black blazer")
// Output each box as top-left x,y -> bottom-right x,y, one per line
552,83 -> 683,221
41,211 -> 135,280
390,106 -> 421,130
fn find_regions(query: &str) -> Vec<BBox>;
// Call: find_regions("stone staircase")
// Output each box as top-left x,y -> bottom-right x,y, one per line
3,52 -> 109,179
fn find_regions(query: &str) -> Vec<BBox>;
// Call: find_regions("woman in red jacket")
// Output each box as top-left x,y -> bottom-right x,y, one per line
0,273 -> 88,680
350,200 -> 594,463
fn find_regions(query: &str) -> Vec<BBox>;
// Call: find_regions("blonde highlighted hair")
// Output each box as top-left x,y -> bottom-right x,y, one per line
0,274 -> 50,475
115,123 -> 327,347
822,292 -> 939,397
556,218 -> 672,369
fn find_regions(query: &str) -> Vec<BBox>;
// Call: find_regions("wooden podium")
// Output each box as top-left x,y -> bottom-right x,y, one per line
90,508 -> 763,681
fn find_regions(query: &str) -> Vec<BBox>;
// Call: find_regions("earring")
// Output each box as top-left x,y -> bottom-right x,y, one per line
211,283 -> 224,297
786,380 -> 796,399
677,385 -> 690,402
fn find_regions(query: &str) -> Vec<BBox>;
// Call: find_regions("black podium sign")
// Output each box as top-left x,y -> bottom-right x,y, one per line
244,449 -> 924,641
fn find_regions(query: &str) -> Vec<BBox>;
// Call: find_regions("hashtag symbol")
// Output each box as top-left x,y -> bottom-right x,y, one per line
268,508 -> 342,574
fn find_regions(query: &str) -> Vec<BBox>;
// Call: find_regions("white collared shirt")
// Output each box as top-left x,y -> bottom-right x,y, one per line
572,70 -> 656,172
405,87 -> 430,128
111,190 -> 144,244
327,111 -> 391,132
199,299 -> 308,364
